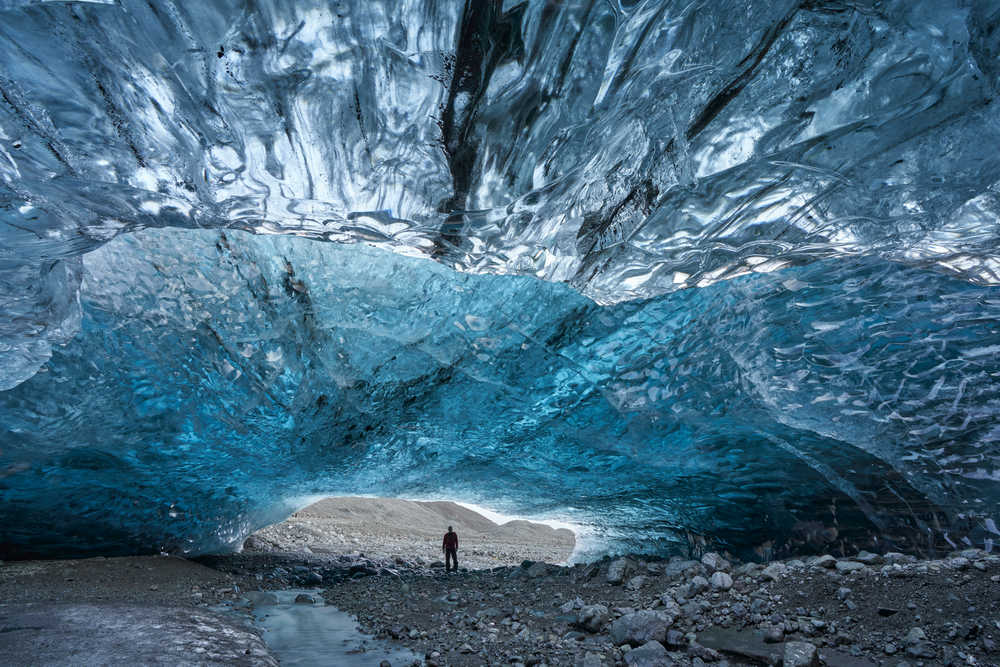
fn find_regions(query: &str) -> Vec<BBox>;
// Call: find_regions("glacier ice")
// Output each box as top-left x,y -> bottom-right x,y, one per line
1,0 -> 1000,557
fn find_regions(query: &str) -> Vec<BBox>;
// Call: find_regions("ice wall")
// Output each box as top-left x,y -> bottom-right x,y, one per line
1,0 -> 999,556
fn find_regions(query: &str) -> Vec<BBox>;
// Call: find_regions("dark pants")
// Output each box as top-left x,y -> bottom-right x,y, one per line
445,547 -> 458,571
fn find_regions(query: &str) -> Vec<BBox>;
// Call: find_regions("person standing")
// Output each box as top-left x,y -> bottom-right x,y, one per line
442,525 -> 459,572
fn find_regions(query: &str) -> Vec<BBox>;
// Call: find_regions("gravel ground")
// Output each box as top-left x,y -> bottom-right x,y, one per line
318,550 -> 1000,666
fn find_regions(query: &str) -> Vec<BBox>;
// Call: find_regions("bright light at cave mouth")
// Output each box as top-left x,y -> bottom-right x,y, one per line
2,0 -> 1000,561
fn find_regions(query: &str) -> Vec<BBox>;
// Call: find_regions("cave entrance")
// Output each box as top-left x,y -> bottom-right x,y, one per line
243,495 -> 579,569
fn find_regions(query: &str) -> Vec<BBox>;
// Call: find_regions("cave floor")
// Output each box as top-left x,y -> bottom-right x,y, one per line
2,550 -> 997,666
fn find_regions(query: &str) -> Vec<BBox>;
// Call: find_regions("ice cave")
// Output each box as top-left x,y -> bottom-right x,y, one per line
2,0 -> 1000,561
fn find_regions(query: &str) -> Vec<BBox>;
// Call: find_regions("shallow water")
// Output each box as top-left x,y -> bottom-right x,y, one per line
251,589 -> 419,667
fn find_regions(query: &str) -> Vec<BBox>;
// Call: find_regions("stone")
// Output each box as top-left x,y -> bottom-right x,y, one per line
689,575 -> 710,594
836,587 -> 852,600
876,607 -> 899,617
764,626 -> 784,643
626,575 -> 647,590
761,563 -> 787,581
813,555 -> 837,569
526,562 -> 549,578
948,557 -> 970,570
665,629 -> 688,648
784,641 -> 820,667
608,559 -> 632,585
854,551 -> 882,565
835,561 -> 866,574
610,610 -> 673,647
701,552 -> 731,573
576,604 -> 610,633
578,652 -> 604,667
710,571 -> 733,591
663,560 -> 702,578
624,640 -> 673,667
904,642 -> 936,659
687,643 -> 722,662
697,627 -> 783,664
293,593 -> 315,604
903,627 -> 926,645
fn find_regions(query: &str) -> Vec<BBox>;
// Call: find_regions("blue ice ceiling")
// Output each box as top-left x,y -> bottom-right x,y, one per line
1,0 -> 999,558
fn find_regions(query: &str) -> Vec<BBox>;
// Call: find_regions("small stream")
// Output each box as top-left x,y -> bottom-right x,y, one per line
246,589 -> 420,666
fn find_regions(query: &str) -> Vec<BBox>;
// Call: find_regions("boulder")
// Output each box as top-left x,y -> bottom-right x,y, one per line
610,610 -> 673,647
710,571 -> 733,591
623,640 -> 673,667
701,552 -> 731,573
854,551 -> 882,565
607,558 -> 632,584
835,560 -> 866,574
662,560 -> 702,578
812,555 -> 837,569
761,562 -> 787,581
576,604 -> 610,633
784,641 -> 820,667
688,575 -> 710,594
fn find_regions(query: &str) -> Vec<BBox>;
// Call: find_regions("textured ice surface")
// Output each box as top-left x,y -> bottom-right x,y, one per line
1,0 -> 1000,557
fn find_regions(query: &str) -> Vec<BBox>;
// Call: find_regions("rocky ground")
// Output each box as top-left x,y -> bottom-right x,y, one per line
2,547 -> 998,665
319,550 -> 1000,667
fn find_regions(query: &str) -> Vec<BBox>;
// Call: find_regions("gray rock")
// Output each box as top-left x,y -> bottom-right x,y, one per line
624,640 -> 673,667
578,652 -> 604,667
245,591 -> 279,607
576,604 -> 610,633
764,625 -> 784,643
665,629 -> 688,648
854,551 -> 883,565
905,642 -> 936,659
903,627 -> 926,645
626,575 -> 647,591
663,560 -> 702,578
293,593 -> 315,604
610,610 -> 673,647
761,563 -> 787,581
697,627 -> 782,664
607,558 -> 632,585
948,557 -> 970,570
813,555 -> 837,569
701,552 -> 731,573
710,571 -> 733,591
835,560 -> 866,573
689,575 -> 710,594
783,641 -> 820,667
526,562 -> 549,578
836,587 -> 852,600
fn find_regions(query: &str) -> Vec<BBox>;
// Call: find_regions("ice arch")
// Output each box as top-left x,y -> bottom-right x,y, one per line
1,0 -> 999,557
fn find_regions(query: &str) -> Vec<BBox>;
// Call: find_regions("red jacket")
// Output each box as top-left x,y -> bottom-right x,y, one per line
443,531 -> 458,550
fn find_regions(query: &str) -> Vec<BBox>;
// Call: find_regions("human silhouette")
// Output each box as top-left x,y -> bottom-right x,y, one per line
442,525 -> 459,572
